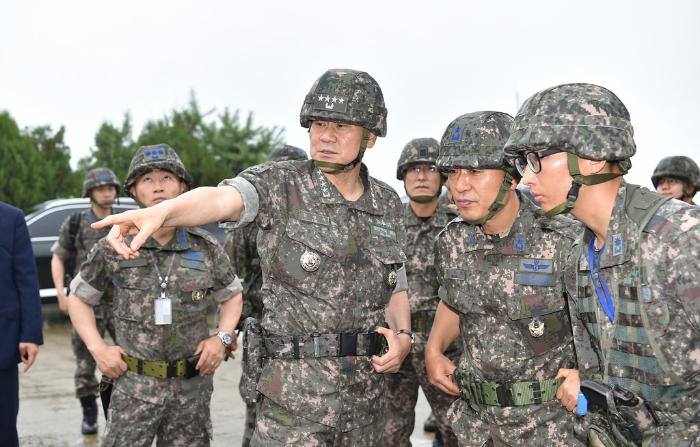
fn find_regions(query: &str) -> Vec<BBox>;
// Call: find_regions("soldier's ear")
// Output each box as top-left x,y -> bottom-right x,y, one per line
579,158 -> 608,175
366,132 -> 378,149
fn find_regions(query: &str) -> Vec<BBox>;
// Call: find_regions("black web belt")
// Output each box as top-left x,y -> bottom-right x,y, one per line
263,331 -> 385,359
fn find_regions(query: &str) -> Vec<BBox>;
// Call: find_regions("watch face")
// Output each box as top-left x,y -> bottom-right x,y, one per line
221,333 -> 232,345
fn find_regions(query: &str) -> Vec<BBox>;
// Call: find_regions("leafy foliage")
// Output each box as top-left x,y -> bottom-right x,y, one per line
0,94 -> 285,211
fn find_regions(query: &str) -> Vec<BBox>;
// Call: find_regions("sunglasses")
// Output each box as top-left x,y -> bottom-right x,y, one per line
514,148 -> 563,176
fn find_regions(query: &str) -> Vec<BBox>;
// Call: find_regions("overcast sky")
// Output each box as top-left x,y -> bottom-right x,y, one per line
2,0 -> 698,194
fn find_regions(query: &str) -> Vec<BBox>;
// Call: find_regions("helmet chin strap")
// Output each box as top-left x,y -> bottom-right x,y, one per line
408,177 -> 444,204
545,153 -> 628,217
465,171 -> 514,225
409,194 -> 438,203
314,129 -> 370,174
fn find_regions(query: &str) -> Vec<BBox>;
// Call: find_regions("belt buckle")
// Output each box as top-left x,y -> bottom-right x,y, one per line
338,333 -> 357,357
528,380 -> 545,405
311,332 -> 321,357
496,382 -> 515,407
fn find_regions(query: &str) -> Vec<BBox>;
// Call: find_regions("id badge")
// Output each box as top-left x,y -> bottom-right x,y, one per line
155,298 -> 172,325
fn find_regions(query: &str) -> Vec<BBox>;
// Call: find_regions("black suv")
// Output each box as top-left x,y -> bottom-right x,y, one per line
25,198 -> 225,302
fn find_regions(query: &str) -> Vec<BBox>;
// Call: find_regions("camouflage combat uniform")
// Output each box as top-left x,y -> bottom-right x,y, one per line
437,196 -> 582,446
566,182 -> 700,445
226,223 -> 264,330
225,144 -> 307,447
225,223 -> 263,446
503,83 -> 700,445
70,227 -> 242,447
221,159 -> 407,446
52,209 -> 116,399
383,201 -> 460,446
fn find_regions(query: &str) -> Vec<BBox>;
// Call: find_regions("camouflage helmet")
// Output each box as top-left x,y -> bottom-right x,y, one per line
651,156 -> 700,191
124,144 -> 192,194
267,144 -> 308,162
396,138 -> 440,180
437,112 -> 518,225
504,83 -> 635,161
437,111 -> 515,175
300,68 -> 387,137
82,167 -> 120,198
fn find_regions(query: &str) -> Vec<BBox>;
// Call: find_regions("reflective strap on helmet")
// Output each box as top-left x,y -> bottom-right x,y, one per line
314,129 -> 370,174
464,171 -> 514,225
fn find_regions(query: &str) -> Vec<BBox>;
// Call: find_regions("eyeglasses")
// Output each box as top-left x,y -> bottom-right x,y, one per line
407,164 -> 438,175
514,148 -> 563,176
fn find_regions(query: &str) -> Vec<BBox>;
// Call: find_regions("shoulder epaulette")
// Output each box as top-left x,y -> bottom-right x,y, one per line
186,226 -> 221,246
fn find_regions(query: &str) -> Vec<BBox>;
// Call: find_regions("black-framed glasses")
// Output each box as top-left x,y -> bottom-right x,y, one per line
514,148 -> 563,176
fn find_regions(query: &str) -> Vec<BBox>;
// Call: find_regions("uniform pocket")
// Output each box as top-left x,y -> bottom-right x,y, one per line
269,218 -> 339,295
114,266 -> 152,322
507,286 -> 571,356
178,274 -> 214,316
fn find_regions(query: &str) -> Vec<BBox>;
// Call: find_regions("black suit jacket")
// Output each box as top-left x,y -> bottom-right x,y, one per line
0,201 -> 43,369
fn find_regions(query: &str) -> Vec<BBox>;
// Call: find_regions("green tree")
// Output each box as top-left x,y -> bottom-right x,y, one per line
77,113 -> 134,185
28,125 -> 80,199
0,111 -> 45,210
135,94 -> 284,187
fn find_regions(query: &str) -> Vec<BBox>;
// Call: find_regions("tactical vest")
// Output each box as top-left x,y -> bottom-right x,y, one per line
576,185 -> 696,407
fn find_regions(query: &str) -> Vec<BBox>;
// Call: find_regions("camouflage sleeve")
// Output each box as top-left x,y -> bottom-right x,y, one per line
219,162 -> 278,231
218,177 -> 259,228
434,234 -> 450,306
51,215 -> 72,260
392,198 -> 408,294
208,243 -> 243,304
225,226 -> 249,275
392,265 -> 408,294
668,220 -> 700,334
69,241 -> 110,306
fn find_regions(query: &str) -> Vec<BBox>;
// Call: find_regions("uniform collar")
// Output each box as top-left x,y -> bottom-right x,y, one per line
456,196 -> 531,253
404,202 -> 456,228
137,227 -> 193,251
580,181 -> 632,270
311,162 -> 384,215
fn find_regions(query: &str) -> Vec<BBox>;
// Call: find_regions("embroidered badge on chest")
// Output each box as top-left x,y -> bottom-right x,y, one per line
514,235 -> 526,252
612,233 -> 623,256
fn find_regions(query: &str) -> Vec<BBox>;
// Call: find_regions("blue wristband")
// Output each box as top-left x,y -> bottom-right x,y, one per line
577,390 -> 588,416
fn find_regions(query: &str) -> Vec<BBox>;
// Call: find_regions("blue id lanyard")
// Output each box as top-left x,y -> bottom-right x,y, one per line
588,238 -> 615,322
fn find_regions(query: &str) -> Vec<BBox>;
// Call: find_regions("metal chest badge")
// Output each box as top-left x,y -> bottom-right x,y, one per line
300,250 -> 321,272
192,290 -> 205,302
528,317 -> 545,338
387,270 -> 398,288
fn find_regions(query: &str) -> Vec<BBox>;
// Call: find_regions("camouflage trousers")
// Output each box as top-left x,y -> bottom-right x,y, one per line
250,397 -> 385,447
383,333 -> 459,446
447,397 -> 584,447
102,376 -> 213,447
240,402 -> 256,447
580,411 -> 700,447
72,309 -> 116,398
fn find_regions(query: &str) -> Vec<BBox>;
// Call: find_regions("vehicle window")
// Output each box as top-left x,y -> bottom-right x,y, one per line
28,207 -> 88,238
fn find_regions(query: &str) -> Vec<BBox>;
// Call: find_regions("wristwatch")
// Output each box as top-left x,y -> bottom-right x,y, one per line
395,329 -> 415,345
215,331 -> 233,348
